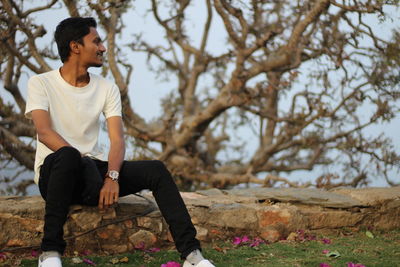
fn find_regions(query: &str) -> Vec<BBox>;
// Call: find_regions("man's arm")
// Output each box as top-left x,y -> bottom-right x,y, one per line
98,116 -> 125,209
31,110 -> 71,151
106,116 -> 125,174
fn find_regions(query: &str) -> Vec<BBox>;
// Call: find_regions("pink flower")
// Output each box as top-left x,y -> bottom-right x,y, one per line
347,263 -> 366,267
160,261 -> 181,267
250,237 -> 265,247
83,258 -> 96,265
321,238 -> 331,244
81,250 -> 91,256
307,234 -> 317,241
135,242 -> 146,250
319,263 -> 332,267
147,247 -> 161,253
233,236 -> 242,245
233,236 -> 266,247
322,250 -> 330,254
31,250 -> 39,257
0,252 -> 6,259
297,229 -> 305,235
241,235 -> 250,243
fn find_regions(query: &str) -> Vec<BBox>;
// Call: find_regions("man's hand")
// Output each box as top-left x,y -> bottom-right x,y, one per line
98,178 -> 119,209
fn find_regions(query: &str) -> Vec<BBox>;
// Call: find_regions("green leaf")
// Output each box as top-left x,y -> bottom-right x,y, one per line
366,231 -> 374,238
326,250 -> 341,258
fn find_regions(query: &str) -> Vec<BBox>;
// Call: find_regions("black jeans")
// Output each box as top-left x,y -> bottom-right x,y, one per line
38,146 -> 200,258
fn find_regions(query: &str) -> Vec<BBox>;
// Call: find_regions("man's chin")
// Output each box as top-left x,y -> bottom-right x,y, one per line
90,62 -> 103,68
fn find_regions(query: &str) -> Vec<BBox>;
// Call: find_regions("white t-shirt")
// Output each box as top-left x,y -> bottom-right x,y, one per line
25,69 -> 122,184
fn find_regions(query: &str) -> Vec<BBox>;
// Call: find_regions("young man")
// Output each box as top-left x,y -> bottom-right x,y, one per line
25,17 -> 215,267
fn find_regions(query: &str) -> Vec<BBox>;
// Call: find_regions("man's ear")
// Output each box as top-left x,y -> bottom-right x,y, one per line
69,41 -> 81,55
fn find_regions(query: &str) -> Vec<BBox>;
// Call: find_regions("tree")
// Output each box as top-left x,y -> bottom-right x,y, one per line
1,0 -> 399,195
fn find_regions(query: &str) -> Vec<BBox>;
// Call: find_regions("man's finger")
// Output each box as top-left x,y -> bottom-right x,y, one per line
106,191 -> 112,206
98,191 -> 105,209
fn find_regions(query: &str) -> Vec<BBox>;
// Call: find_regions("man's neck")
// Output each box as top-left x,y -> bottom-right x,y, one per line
59,62 -> 90,87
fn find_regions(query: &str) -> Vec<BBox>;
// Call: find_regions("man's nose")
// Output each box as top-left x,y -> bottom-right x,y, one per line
100,43 -> 106,52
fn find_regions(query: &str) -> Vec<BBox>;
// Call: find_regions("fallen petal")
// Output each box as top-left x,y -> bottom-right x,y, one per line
307,234 -> 317,241
82,250 -> 91,256
321,238 -> 331,244
135,242 -> 146,250
233,237 -> 242,245
347,263 -> 366,267
297,229 -> 305,235
242,236 -> 250,242
322,250 -> 330,254
83,258 -> 96,265
147,247 -> 161,253
319,263 -> 332,267
31,250 -> 39,257
160,261 -> 181,267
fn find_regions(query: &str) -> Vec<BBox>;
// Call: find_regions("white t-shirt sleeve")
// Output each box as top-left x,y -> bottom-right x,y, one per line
103,84 -> 122,118
25,76 -> 49,119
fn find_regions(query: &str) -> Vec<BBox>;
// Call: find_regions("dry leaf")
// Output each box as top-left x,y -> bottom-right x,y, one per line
119,257 -> 129,263
71,257 -> 83,264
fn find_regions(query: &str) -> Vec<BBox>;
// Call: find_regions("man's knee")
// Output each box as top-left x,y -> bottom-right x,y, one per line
54,146 -> 81,167
150,160 -> 169,175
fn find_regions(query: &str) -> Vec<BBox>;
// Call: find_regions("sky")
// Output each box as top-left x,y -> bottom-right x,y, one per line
0,1 -> 399,195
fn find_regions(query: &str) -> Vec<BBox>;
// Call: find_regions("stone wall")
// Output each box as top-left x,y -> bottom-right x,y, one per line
0,187 -> 399,254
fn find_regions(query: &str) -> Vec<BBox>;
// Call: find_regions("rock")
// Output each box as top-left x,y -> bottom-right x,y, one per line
97,225 -> 124,240
260,228 -> 281,242
73,234 -> 99,253
196,188 -> 225,196
195,226 -> 208,241
386,199 -> 400,209
208,188 -> 365,208
101,244 -> 128,254
128,230 -> 157,249
6,239 -> 26,247
305,209 -> 364,229
0,196 -> 45,218
101,209 -> 117,220
1,187 -> 399,255
258,206 -> 291,228
123,219 -> 134,229
185,194 -> 258,207
257,204 -> 307,235
97,228 -> 111,240
330,186 -> 400,206
208,203 -> 258,229
70,209 -> 102,232
286,232 -> 298,241
117,194 -> 156,216
136,216 -> 164,234
188,206 -> 209,225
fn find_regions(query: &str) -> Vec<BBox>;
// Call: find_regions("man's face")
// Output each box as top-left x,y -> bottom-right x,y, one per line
79,27 -> 106,67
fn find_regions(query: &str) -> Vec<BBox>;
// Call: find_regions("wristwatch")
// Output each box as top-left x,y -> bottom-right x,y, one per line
106,170 -> 119,182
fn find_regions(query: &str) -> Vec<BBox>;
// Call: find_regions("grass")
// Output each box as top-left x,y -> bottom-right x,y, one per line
3,229 -> 399,267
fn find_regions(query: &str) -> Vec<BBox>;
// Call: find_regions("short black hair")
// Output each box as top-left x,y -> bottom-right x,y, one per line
54,17 -> 97,63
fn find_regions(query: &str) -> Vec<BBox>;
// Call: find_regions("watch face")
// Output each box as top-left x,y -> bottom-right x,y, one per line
109,170 -> 119,179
